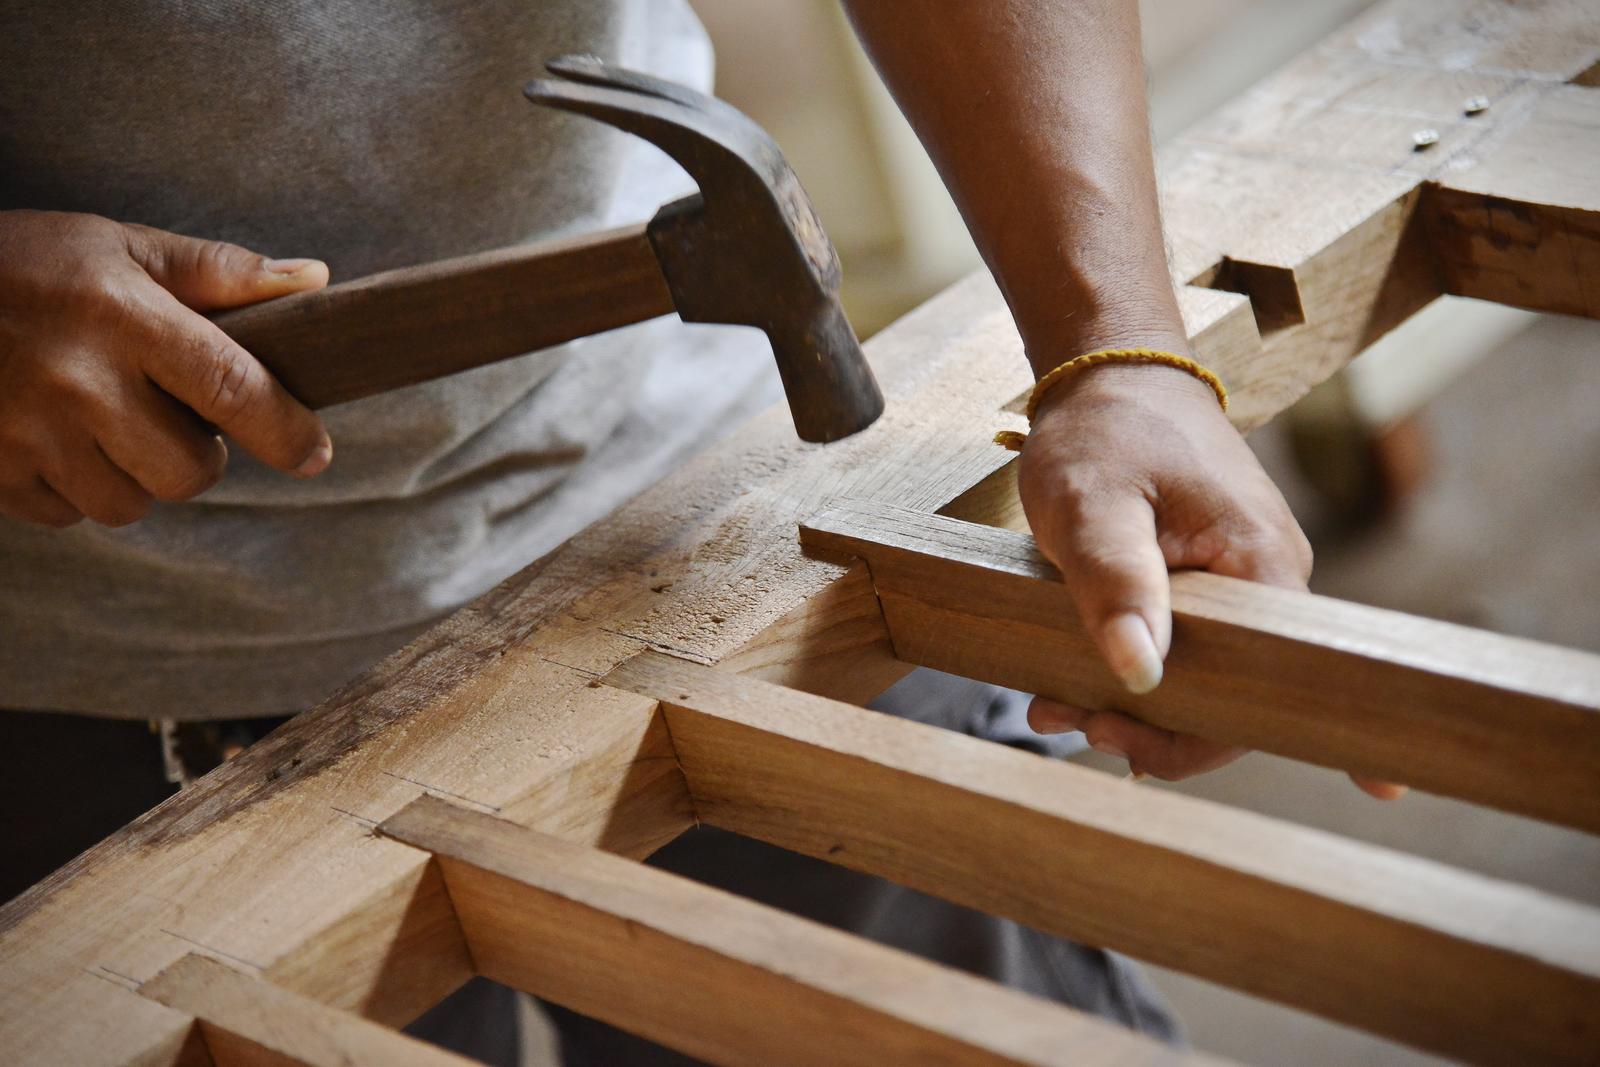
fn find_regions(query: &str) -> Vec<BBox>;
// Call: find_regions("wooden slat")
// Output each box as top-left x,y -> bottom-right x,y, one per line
0,658 -> 689,1067
603,650 -> 1600,1067
140,954 -> 475,1067
377,795 -> 1208,1067
800,499 -> 1600,834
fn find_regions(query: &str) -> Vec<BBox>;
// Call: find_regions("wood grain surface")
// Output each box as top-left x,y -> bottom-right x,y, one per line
2,2 -> 1596,1064
141,954 -> 479,1067
380,795 -> 1215,1067
605,650 -> 1600,1067
801,499 -> 1600,833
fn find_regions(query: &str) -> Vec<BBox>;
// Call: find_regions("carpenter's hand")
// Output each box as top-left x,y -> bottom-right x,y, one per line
1017,361 -> 1404,800
0,209 -> 332,528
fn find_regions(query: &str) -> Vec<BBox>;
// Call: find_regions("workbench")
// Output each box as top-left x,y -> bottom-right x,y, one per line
2,0 -> 1597,1063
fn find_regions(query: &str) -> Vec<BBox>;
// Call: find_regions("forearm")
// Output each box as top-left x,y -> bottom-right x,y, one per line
840,0 -> 1183,375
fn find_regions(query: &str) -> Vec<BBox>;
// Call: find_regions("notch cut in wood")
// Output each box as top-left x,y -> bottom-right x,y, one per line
1187,256 -> 1306,334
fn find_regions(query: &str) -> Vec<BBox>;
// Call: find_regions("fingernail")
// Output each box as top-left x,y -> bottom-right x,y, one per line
1030,704 -> 1082,735
1091,739 -> 1129,761
295,436 -> 333,477
263,257 -> 316,275
1103,612 -> 1164,694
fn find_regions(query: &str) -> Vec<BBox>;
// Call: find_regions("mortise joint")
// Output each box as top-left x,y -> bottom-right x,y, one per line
1189,256 -> 1306,334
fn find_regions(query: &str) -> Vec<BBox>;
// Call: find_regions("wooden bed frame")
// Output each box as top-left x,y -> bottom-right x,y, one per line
3,1 -> 1596,1063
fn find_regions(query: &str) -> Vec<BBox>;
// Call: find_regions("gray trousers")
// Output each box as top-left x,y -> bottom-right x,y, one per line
411,670 -> 1182,1063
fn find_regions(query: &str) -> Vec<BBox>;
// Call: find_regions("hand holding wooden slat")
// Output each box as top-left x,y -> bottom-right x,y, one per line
800,499 -> 1600,833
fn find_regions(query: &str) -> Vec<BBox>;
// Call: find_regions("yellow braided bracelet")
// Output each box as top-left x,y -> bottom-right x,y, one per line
993,347 -> 1228,451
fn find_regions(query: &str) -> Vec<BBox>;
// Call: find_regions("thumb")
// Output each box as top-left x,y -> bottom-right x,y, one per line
120,222 -> 329,312
1040,493 -> 1171,695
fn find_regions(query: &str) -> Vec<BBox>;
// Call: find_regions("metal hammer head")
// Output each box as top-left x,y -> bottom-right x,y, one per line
525,55 -> 884,444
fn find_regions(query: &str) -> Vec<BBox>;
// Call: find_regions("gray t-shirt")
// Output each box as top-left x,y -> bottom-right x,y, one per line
0,1 -> 780,717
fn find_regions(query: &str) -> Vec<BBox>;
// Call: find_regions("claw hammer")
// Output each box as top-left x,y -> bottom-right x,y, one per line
211,55 -> 884,444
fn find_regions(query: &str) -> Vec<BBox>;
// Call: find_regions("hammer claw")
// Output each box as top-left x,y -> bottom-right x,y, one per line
543,54 -> 748,130
524,78 -> 705,134
525,73 -> 779,207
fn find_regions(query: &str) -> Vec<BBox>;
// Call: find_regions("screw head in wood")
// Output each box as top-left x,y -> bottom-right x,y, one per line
1412,128 -> 1441,150
1463,95 -> 1490,115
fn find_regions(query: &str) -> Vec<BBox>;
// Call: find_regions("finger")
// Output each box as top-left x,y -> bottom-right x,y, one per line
135,290 -> 332,476
120,223 -> 329,312
1036,702 -> 1406,795
1031,697 -> 1244,780
42,442 -> 153,528
0,478 -> 83,528
1080,708 -> 1244,780
96,380 -> 229,502
1351,774 -> 1409,801
1042,493 -> 1170,694
1028,696 -> 1087,735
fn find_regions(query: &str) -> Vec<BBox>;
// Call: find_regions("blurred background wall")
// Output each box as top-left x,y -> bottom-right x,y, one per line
683,4 -> 1600,1066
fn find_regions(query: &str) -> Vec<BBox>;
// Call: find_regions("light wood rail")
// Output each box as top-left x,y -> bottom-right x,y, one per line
603,651 -> 1600,1067
801,500 -> 1600,833
378,795 -> 1213,1067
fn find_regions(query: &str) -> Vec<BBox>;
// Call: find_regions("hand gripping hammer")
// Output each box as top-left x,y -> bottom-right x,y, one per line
212,55 -> 884,444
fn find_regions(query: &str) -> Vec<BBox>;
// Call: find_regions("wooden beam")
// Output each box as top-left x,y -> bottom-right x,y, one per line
603,650 -> 1600,1067
1162,4 -> 1600,432
1426,85 -> 1600,319
140,954 -> 477,1067
799,499 -> 1600,833
377,795 -> 1209,1067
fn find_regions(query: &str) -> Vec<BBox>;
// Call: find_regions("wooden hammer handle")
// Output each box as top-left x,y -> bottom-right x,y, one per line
213,222 -> 673,409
